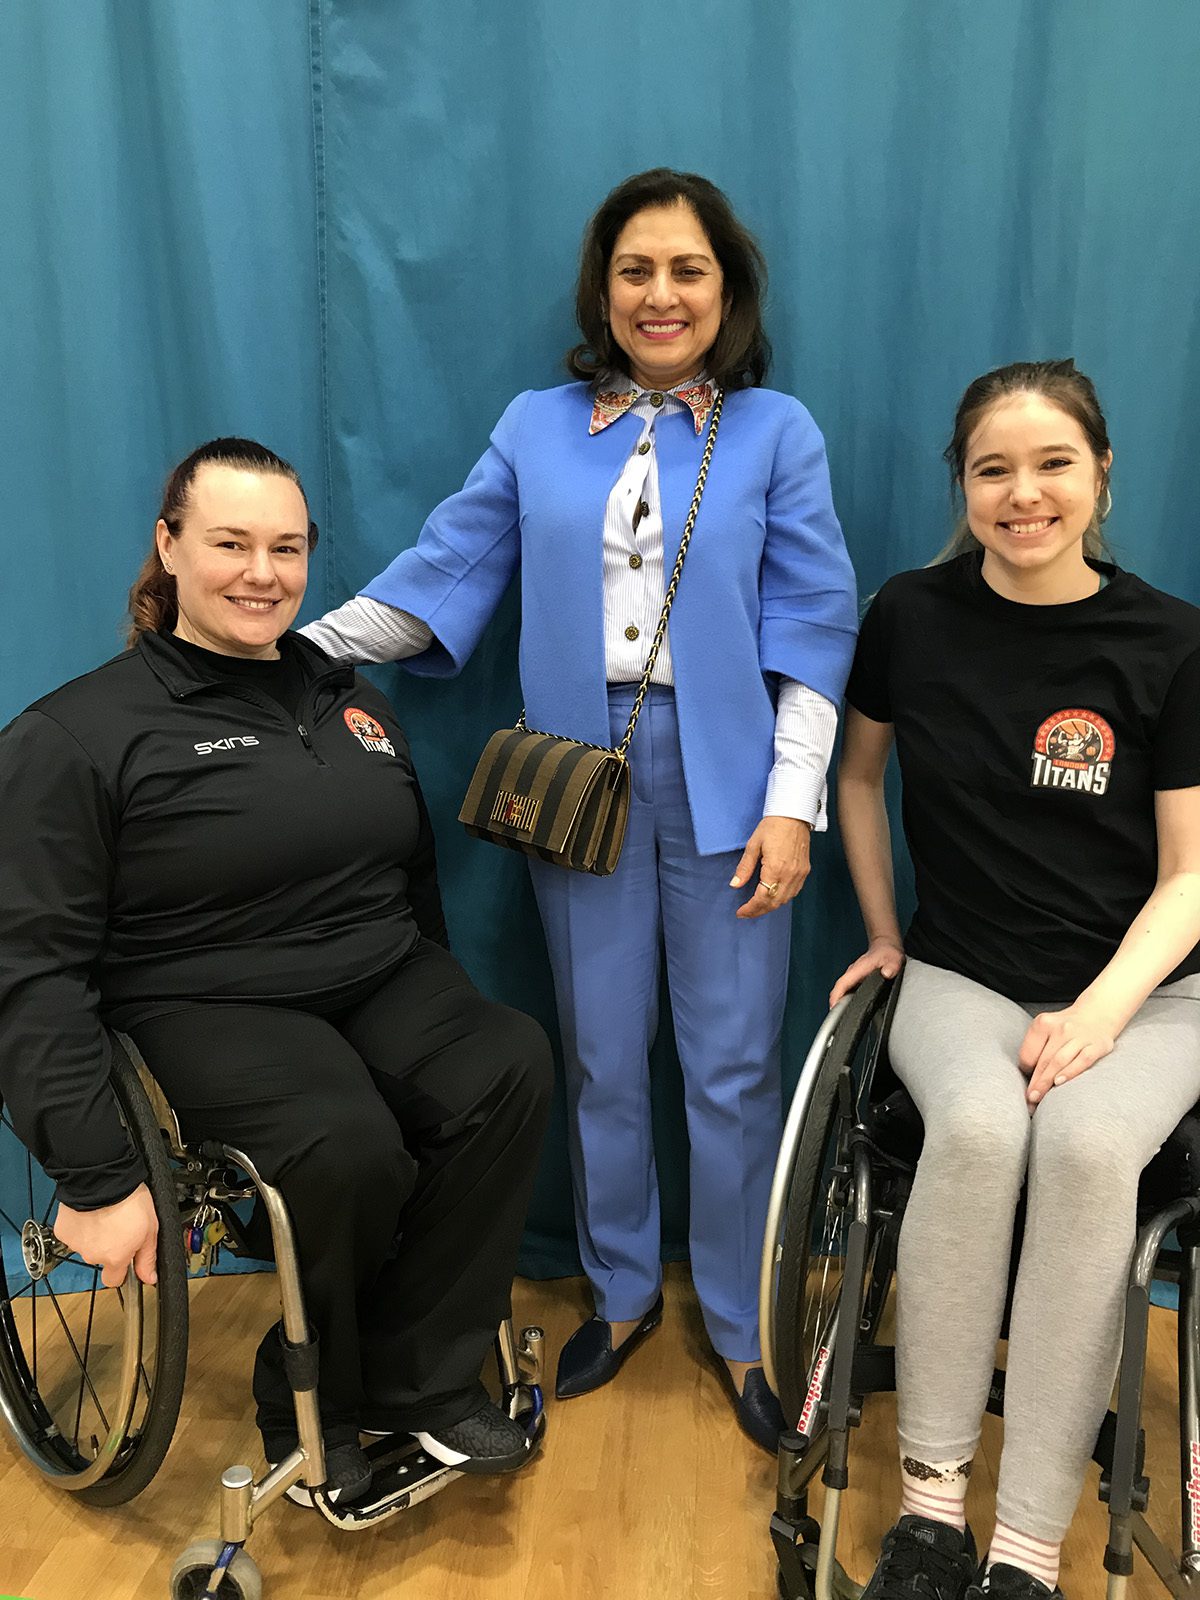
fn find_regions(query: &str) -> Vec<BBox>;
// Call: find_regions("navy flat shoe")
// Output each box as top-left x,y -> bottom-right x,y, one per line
554,1293 -> 664,1399
730,1365 -> 787,1453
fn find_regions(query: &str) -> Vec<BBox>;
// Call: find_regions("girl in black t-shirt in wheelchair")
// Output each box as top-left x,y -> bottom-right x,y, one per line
831,360 -> 1200,1600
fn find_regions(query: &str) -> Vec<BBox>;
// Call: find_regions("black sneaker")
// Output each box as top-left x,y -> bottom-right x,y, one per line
965,1564 -> 1063,1600
416,1400 -> 533,1474
269,1441 -> 373,1508
862,1516 -> 978,1600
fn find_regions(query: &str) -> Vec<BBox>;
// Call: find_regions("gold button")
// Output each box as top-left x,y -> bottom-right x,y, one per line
629,554 -> 643,570
649,392 -> 664,407
624,624 -> 640,641
637,440 -> 651,455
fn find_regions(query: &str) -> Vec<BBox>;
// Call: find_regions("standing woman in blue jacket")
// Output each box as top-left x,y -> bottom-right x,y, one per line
305,168 -> 858,1448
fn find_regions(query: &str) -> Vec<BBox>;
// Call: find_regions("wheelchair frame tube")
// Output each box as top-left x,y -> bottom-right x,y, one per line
1106,1197 -> 1200,1600
497,1319 -> 520,1390
223,1145 -> 326,1497
760,997 -> 850,1397
813,1144 -> 873,1600
1180,1242 -> 1200,1572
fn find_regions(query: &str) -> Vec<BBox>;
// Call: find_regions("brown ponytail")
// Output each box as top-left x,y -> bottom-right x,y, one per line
126,549 -> 179,646
126,437 -> 316,648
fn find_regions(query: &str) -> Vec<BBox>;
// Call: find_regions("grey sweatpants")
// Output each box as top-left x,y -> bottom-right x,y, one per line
889,958 -> 1200,1540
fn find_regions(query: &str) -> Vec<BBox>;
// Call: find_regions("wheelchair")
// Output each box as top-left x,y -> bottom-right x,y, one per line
0,1032 -> 546,1600
761,970 -> 1200,1600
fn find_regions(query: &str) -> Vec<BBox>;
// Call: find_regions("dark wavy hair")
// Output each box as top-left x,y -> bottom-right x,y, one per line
566,168 -> 770,392
936,359 -> 1113,562
127,437 -> 317,645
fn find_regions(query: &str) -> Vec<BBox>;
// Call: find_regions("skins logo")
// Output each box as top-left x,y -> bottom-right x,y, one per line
343,707 -> 395,757
194,736 -> 260,756
1030,708 -> 1114,796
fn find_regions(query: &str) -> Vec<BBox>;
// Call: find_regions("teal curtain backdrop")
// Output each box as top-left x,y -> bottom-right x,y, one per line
3,1 -> 1200,1280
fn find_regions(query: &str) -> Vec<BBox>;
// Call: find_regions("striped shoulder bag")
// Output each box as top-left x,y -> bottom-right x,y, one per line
458,388 -> 723,874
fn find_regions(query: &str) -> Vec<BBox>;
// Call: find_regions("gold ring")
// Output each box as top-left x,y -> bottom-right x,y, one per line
762,881 -> 780,897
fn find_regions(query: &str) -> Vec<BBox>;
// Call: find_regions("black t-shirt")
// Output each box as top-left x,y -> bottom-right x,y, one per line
159,631 -> 309,719
845,552 -> 1200,1000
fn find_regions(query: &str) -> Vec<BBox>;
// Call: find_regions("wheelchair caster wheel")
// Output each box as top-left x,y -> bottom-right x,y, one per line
169,1540 -> 262,1600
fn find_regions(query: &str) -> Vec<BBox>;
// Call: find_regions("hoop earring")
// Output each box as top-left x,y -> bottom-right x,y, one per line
1098,484 -> 1113,522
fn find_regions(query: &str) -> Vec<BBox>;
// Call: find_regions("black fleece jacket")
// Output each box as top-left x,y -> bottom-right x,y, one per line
0,631 -> 447,1209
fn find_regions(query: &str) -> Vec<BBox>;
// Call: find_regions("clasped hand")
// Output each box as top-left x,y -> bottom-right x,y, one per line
731,817 -> 811,920
1019,1004 -> 1116,1106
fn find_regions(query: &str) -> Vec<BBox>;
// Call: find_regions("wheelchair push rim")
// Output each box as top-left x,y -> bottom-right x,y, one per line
0,1043 -> 188,1501
760,998 -> 850,1397
764,973 -> 896,1431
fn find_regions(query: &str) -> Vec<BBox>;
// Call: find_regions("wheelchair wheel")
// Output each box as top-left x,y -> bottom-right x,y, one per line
771,974 -> 894,1432
170,1541 -> 262,1600
0,1038 -> 189,1504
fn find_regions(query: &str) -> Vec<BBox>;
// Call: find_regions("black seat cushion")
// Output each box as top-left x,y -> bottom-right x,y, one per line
1138,1113 -> 1200,1218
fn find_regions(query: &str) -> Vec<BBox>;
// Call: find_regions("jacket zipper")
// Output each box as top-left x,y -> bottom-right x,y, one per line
296,722 -> 326,766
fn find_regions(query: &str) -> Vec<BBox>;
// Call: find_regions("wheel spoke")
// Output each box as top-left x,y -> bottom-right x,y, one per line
0,1203 -> 25,1235
73,1268 -> 101,1448
115,1283 -> 154,1420
28,1151 -> 41,1386
43,1281 -> 110,1435
803,1178 -> 847,1375
134,1356 -> 152,1424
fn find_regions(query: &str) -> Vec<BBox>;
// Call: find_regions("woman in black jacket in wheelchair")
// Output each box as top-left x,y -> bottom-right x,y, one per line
831,362 -> 1200,1600
0,438 -> 553,1504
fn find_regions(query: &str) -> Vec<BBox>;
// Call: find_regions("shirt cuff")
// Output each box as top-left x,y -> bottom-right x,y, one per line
299,595 -> 434,664
764,679 -> 839,831
764,769 -> 829,831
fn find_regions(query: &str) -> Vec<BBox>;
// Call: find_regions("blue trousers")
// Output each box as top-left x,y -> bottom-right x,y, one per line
529,686 -> 790,1361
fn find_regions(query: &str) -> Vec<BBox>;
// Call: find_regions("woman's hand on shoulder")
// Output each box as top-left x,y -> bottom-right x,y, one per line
829,939 -> 905,1008
53,1183 -> 159,1288
732,816 -> 811,920
1019,1005 -> 1117,1106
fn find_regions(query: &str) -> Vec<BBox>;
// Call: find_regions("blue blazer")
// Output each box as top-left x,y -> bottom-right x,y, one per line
364,381 -> 858,855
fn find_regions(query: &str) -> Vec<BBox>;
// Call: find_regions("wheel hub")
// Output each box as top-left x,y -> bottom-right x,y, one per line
20,1219 -> 71,1281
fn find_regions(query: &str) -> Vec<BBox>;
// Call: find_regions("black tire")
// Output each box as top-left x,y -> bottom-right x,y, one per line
0,1038 -> 189,1504
773,973 -> 893,1429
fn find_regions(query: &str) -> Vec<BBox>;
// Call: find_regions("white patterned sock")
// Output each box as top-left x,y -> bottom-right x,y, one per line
899,1451 -> 971,1531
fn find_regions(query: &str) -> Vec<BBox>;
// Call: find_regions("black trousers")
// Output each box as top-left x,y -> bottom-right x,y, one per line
115,940 -> 553,1453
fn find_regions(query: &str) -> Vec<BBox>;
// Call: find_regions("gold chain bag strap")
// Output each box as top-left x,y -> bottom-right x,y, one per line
459,388 -> 724,874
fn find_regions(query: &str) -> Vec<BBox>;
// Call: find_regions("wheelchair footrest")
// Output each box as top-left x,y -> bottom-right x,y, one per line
313,1415 -> 546,1530
314,1436 -> 462,1528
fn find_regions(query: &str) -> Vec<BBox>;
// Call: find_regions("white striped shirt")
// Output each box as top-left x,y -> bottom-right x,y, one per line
301,383 -> 839,828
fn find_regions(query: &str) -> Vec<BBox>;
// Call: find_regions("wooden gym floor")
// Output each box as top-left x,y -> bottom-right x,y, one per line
0,1262 -> 1185,1600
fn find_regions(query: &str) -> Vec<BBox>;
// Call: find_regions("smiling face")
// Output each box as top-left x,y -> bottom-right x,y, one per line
962,392 -> 1112,596
155,463 -> 310,659
605,200 -> 726,391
